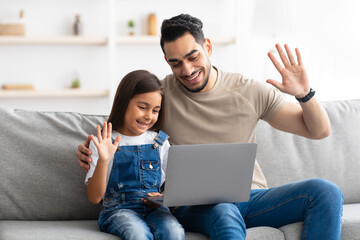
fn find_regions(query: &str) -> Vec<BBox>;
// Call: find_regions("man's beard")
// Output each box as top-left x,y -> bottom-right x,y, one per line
183,77 -> 208,93
179,64 -> 212,93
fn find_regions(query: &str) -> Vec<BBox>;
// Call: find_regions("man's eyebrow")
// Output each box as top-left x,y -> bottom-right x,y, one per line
167,49 -> 198,63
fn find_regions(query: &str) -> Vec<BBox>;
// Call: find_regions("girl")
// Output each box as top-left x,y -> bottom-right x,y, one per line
85,70 -> 185,240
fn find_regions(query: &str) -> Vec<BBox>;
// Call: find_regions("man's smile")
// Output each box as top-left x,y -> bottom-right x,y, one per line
183,70 -> 201,84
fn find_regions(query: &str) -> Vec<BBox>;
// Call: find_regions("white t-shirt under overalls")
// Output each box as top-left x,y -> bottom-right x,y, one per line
84,131 -> 170,190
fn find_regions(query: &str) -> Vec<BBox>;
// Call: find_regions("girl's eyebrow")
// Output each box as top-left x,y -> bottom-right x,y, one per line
136,101 -> 149,106
136,101 -> 161,108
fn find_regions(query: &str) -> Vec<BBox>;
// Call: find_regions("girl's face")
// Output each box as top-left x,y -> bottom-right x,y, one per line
119,91 -> 162,136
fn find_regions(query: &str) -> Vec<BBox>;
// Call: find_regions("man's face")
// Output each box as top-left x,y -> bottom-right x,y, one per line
163,33 -> 212,93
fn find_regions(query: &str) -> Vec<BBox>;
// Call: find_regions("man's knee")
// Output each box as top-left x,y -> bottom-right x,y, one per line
210,203 -> 241,218
307,178 -> 342,197
208,203 -> 246,239
306,178 -> 343,210
209,203 -> 245,227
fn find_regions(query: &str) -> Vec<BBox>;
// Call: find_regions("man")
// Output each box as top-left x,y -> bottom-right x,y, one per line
77,14 -> 343,239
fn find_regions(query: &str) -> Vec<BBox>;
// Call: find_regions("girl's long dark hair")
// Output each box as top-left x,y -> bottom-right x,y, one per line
108,70 -> 165,132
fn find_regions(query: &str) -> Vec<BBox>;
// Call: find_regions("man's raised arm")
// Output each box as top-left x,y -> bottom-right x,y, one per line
266,44 -> 330,139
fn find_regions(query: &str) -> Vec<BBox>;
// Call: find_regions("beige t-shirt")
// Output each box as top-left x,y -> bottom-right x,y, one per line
161,66 -> 285,189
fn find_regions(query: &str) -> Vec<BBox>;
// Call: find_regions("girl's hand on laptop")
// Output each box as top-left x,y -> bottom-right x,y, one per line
147,192 -> 163,197
142,192 -> 163,209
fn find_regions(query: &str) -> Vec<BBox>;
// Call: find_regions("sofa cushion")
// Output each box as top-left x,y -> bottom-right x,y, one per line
0,220 -> 119,240
0,107 -> 107,220
184,226 -> 286,240
256,99 -> 360,204
341,204 -> 360,240
1,206 -> 358,240
279,222 -> 303,239
0,220 -> 286,240
246,227 -> 285,239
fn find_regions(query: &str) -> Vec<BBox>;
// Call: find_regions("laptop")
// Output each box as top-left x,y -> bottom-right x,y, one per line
145,142 -> 257,207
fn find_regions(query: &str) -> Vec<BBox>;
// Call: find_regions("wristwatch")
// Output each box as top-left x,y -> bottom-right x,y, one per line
295,88 -> 315,103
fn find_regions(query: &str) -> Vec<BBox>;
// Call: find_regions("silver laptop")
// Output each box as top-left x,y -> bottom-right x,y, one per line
145,142 -> 257,207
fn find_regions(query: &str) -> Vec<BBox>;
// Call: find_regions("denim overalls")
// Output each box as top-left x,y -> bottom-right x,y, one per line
102,131 -> 168,209
97,131 -> 184,240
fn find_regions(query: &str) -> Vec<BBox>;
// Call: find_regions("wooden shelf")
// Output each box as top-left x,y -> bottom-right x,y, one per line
116,35 -> 236,45
0,36 -> 107,45
0,35 -> 235,46
0,89 -> 109,98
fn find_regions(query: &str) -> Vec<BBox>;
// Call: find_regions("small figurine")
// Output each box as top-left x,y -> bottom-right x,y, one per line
73,14 -> 82,35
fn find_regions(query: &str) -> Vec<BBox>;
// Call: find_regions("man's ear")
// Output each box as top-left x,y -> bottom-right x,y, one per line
204,38 -> 213,57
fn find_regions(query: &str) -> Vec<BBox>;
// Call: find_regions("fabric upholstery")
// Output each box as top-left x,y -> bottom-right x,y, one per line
0,107 -> 106,220
0,221 -> 285,240
0,221 -> 119,240
256,99 -> 360,204
1,100 -> 359,239
341,204 -> 360,239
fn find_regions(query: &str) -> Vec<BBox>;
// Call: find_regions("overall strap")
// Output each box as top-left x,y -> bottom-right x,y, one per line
153,131 -> 169,148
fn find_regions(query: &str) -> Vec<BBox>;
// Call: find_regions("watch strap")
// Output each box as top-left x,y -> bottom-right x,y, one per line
295,88 -> 315,103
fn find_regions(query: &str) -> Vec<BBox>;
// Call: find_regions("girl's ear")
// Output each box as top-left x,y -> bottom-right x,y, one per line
204,38 -> 212,57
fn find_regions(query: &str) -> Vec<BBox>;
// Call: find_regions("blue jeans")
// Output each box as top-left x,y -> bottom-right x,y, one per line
98,203 -> 185,240
173,178 -> 343,240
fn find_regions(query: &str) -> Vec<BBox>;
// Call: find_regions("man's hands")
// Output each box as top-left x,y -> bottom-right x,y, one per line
76,135 -> 92,172
267,43 -> 310,98
92,122 -> 121,163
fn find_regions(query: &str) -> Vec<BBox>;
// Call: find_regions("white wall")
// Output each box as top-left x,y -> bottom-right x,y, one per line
0,0 -> 359,115
0,0 -> 110,114
0,0 -> 237,114
234,0 -> 360,101
112,0 -> 237,99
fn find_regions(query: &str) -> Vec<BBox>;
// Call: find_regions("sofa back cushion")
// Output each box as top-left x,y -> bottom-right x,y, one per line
1,99 -> 359,220
0,108 -> 106,220
256,99 -> 360,204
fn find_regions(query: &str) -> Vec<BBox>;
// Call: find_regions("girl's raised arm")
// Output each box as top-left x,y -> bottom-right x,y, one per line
87,122 -> 120,204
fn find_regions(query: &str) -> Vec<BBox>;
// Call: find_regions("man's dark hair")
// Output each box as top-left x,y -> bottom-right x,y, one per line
160,14 -> 205,54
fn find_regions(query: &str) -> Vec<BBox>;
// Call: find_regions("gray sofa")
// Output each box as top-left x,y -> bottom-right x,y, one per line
0,99 -> 359,240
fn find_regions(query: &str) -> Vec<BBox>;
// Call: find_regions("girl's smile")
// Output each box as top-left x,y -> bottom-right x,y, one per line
136,120 -> 151,129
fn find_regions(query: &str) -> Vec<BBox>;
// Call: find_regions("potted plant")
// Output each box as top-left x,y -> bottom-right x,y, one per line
128,20 -> 135,36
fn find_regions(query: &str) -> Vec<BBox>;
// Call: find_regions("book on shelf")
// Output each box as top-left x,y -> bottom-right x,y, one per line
2,84 -> 34,90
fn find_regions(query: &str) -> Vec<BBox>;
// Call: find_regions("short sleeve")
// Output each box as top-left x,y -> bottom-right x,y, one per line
159,139 -> 170,186
252,81 -> 286,122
